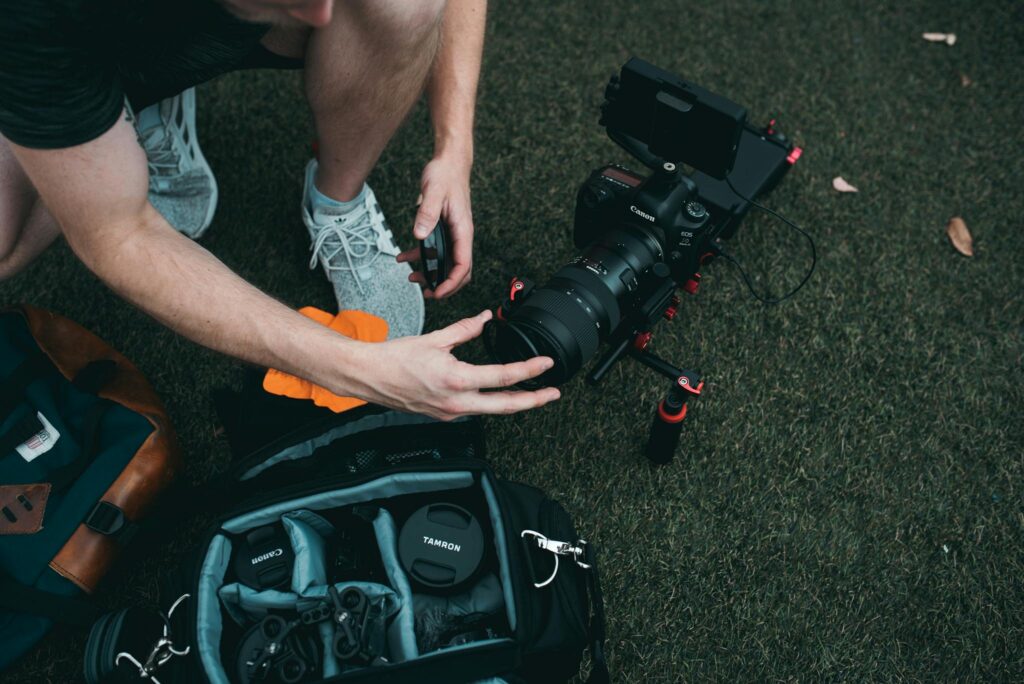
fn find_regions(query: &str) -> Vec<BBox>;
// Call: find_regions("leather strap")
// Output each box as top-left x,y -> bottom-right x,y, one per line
0,483 -> 51,535
584,545 -> 610,684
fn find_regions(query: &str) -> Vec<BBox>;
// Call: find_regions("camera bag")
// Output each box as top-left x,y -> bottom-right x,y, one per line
85,384 -> 609,684
0,305 -> 181,671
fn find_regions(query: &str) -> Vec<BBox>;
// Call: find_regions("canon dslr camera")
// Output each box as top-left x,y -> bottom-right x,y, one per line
490,57 -> 802,388
486,58 -> 807,462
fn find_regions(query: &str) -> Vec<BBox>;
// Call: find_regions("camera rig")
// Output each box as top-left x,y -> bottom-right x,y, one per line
492,58 -> 805,464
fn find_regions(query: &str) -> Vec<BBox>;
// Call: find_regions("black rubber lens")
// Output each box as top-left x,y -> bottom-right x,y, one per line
493,225 -> 663,386
419,219 -> 449,290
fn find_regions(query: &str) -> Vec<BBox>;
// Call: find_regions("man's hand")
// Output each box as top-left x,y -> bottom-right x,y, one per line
397,0 -> 486,300
398,151 -> 474,299
341,309 -> 560,420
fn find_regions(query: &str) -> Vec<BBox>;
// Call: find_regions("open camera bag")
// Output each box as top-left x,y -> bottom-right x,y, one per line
87,383 -> 609,684
0,305 -> 181,671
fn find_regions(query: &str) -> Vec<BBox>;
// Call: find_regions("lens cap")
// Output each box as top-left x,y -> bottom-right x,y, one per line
233,523 -> 295,591
418,218 -> 451,291
398,503 -> 484,592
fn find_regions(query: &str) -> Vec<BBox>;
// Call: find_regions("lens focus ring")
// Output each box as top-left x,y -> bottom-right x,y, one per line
519,288 -> 600,362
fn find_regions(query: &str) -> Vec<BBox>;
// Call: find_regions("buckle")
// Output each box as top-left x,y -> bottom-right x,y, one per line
85,501 -> 126,537
521,530 -> 593,588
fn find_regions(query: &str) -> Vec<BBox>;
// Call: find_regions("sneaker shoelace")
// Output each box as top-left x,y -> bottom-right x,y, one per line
139,97 -> 207,195
309,200 -> 396,295
143,126 -> 186,182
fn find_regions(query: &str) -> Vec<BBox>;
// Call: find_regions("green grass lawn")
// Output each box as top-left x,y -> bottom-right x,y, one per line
4,0 -> 1023,681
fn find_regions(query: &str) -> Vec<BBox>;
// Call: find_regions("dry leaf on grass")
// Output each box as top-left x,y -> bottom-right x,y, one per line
946,217 -> 973,256
922,32 -> 957,45
832,176 -> 859,193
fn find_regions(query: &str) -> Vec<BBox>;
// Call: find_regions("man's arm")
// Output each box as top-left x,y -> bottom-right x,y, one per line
404,0 -> 486,298
10,111 -> 559,419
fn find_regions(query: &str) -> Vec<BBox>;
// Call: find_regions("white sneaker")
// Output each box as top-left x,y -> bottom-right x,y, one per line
301,159 -> 424,339
131,88 -> 218,238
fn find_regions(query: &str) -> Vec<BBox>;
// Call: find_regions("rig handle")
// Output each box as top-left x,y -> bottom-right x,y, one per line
644,390 -> 687,465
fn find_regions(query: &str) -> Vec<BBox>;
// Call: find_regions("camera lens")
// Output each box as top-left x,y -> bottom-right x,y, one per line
494,225 -> 663,386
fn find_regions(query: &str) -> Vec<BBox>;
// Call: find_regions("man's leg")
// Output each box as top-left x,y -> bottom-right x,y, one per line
294,0 -> 446,339
0,137 -> 61,279
304,0 -> 446,201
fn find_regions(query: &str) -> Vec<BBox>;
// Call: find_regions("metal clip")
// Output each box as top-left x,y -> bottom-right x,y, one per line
115,594 -> 192,682
521,530 -> 592,588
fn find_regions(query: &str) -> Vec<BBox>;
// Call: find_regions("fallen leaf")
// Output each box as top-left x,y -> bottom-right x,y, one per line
832,176 -> 859,193
946,216 -> 973,256
960,73 -> 972,87
922,32 -> 957,45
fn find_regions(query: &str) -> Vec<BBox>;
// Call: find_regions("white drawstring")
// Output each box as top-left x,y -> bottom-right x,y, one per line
308,202 -> 393,295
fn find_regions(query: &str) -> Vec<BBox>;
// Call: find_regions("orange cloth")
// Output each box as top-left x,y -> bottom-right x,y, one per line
263,307 -> 388,413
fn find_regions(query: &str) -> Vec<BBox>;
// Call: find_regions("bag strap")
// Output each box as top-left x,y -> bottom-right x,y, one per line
583,545 -> 610,684
0,571 -> 103,628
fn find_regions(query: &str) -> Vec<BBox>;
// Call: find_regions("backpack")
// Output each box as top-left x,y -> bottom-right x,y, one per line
0,305 -> 181,671
84,382 -> 609,684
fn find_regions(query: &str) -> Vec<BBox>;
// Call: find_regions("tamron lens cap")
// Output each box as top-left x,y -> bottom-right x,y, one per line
398,503 -> 484,591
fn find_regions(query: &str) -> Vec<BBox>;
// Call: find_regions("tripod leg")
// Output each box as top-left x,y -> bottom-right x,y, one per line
644,390 -> 687,465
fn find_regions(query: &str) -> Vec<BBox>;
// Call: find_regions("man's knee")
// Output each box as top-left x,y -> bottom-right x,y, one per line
0,240 -> 25,281
351,0 -> 446,51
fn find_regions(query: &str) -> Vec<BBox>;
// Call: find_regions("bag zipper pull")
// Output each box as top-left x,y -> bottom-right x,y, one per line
115,593 -> 192,682
521,530 -> 592,588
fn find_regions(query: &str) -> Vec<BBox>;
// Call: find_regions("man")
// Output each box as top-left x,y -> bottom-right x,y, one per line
0,0 -> 560,420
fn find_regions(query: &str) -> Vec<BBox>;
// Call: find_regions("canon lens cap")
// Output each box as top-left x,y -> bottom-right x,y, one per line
398,503 -> 484,592
232,523 -> 294,591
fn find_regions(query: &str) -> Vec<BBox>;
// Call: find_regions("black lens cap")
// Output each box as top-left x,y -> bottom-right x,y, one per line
418,218 -> 451,291
398,503 -> 484,592
232,524 -> 294,591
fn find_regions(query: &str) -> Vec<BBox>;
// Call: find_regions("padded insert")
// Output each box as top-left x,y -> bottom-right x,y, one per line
281,510 -> 335,594
371,507 -> 419,662
196,471 -> 518,682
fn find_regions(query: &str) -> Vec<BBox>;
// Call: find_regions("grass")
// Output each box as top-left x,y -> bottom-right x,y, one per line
4,0 -> 1023,681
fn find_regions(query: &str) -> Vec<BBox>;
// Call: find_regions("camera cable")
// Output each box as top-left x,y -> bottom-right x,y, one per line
717,175 -> 817,305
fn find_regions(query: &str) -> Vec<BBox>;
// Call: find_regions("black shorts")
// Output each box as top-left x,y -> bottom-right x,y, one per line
0,0 -> 303,150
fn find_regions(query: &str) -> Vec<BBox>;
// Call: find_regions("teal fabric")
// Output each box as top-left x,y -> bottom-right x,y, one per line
480,476 -> 518,631
417,636 -> 516,657
196,534 -> 233,684
218,581 -> 400,625
194,471 -> 518,682
240,412 -> 459,481
0,314 -> 154,584
372,508 -> 419,662
222,471 -> 475,533
413,573 -> 506,620
281,510 -> 334,594
0,312 -> 154,671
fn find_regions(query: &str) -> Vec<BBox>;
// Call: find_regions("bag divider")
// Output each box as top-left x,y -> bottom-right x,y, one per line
193,469 -> 523,682
222,472 -> 474,534
281,510 -> 335,594
196,534 -> 233,684
370,508 -> 419,662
